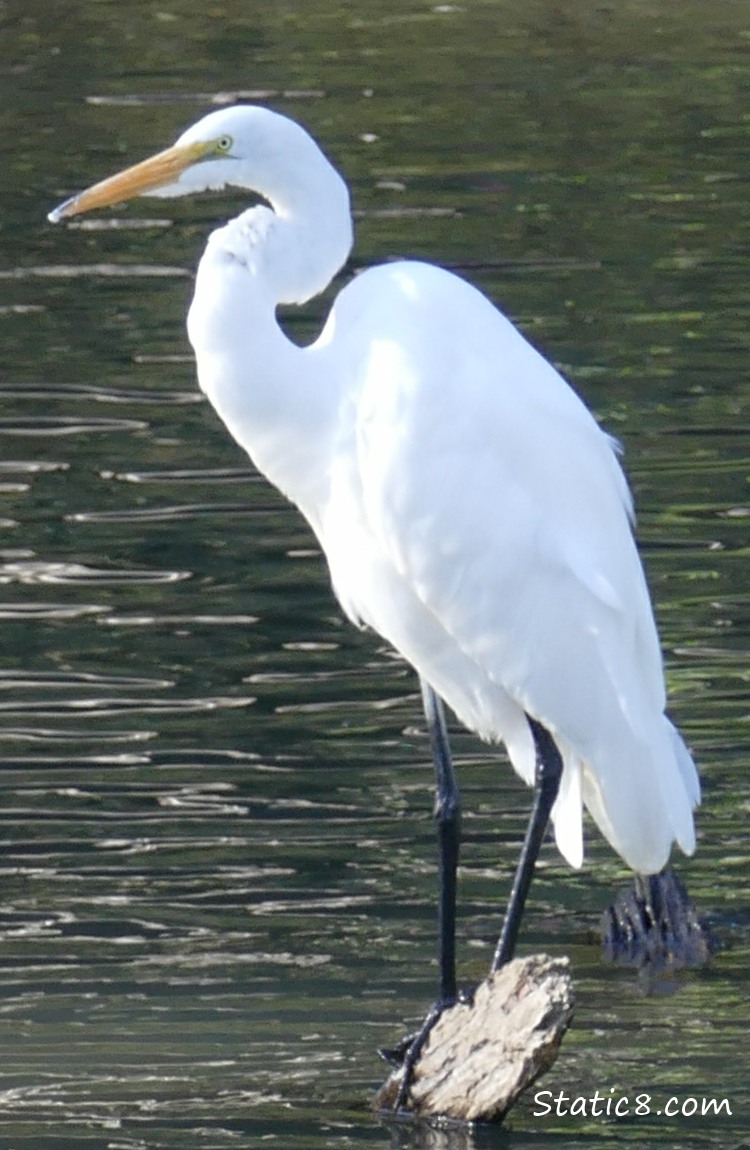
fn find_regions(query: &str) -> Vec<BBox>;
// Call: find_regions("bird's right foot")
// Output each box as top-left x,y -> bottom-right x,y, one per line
383,1002 -> 446,1113
378,986 -> 475,1111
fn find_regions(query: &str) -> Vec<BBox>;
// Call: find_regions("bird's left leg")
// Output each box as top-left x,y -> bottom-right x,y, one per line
422,678 -> 461,1006
384,679 -> 462,1110
491,716 -> 563,971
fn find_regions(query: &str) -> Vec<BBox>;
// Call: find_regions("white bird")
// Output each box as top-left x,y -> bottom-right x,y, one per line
49,104 -> 700,1083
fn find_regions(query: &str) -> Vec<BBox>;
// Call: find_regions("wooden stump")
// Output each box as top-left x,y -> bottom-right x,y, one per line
374,954 -> 574,1122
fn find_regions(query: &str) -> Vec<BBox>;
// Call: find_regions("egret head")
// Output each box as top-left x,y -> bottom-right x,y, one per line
47,105 -> 337,223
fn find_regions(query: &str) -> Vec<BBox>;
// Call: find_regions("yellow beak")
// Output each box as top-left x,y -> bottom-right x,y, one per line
48,139 -> 211,223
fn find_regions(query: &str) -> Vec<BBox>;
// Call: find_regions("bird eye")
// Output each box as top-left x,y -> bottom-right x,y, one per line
216,135 -> 233,153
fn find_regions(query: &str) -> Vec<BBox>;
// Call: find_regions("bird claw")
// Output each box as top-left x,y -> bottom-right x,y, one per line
382,988 -> 473,1110
377,1031 -> 417,1069
601,866 -> 713,972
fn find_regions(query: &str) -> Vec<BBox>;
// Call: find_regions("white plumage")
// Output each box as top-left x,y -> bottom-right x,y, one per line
50,104 -> 699,880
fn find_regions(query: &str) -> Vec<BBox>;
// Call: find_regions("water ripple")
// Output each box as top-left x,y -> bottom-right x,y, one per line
101,613 -> 258,628
0,416 -> 148,436
0,383 -> 200,407
0,670 -> 174,690
0,561 -> 189,586
68,504 -> 263,524
0,602 -> 107,620
86,88 -> 325,106
0,696 -> 254,717
0,263 -> 188,279
108,467 -> 254,484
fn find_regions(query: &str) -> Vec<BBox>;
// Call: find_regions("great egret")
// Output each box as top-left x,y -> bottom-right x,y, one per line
49,104 -> 700,1091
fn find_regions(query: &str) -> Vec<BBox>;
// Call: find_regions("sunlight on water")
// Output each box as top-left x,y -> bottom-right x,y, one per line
0,1 -> 748,1147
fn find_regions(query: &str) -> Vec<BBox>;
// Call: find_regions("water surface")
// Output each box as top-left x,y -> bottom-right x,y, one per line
1,1 -> 749,1147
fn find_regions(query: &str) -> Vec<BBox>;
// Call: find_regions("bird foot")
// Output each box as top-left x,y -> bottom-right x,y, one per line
377,1031 -> 416,1070
601,865 -> 713,973
378,986 -> 476,1111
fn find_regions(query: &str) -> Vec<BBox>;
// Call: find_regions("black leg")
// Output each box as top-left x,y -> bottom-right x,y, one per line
389,680 -> 461,1109
491,715 -> 563,971
420,678 -> 461,1005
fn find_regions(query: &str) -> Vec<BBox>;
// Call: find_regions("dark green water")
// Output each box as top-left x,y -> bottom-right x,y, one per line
0,1 -> 748,1146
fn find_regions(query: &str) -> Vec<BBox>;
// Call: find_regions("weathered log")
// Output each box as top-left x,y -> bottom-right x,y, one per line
374,953 -> 574,1122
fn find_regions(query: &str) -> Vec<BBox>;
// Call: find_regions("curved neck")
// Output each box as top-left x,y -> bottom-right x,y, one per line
186,163 -> 352,529
221,120 -> 353,306
262,147 -> 353,306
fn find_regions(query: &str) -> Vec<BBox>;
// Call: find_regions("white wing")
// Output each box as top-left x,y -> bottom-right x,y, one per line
316,261 -> 698,873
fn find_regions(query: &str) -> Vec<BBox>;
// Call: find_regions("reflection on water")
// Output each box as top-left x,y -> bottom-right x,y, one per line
1,0 -> 749,1147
